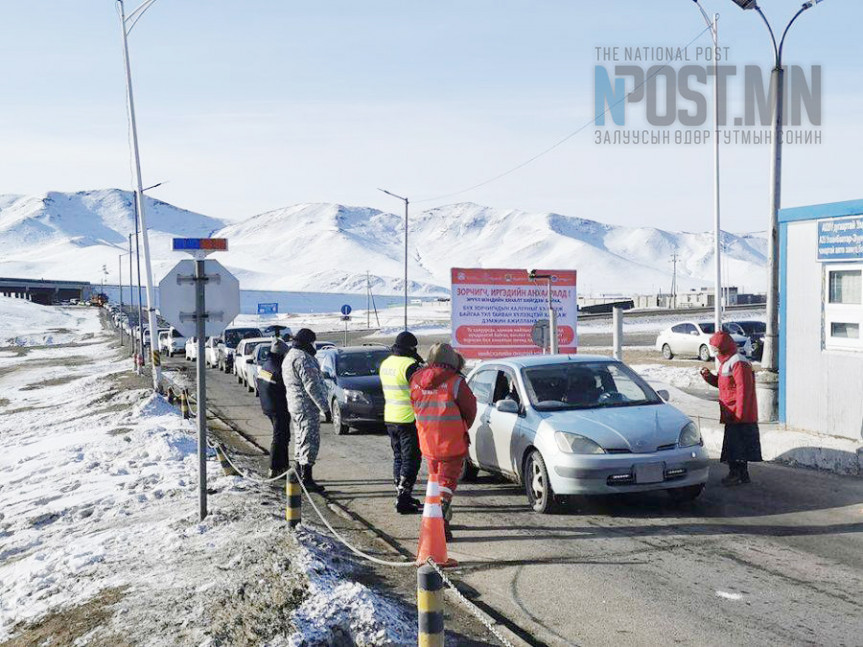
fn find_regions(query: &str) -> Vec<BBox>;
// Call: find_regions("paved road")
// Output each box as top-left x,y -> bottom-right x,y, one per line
166,355 -> 863,647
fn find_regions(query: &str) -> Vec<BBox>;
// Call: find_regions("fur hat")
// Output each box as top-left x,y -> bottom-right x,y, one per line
427,342 -> 459,370
270,338 -> 288,355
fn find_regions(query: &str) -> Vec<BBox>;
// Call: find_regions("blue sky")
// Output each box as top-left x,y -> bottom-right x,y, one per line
0,0 -> 860,232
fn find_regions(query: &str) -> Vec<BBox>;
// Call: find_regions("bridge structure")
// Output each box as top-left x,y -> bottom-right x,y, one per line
0,277 -> 93,305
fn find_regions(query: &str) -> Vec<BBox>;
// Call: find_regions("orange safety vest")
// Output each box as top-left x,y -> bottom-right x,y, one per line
411,374 -> 469,460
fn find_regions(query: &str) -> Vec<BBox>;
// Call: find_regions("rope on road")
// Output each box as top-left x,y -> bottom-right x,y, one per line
206,437 -> 293,484
292,465 -> 416,568
425,558 -> 517,647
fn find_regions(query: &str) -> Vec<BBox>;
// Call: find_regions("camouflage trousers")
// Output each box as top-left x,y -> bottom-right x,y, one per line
291,409 -> 321,466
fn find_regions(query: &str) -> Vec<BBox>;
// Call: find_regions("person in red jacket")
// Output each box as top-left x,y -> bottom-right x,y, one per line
700,331 -> 762,486
410,343 -> 477,540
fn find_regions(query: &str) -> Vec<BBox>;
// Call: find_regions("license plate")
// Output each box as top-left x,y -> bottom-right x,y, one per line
635,462 -> 665,484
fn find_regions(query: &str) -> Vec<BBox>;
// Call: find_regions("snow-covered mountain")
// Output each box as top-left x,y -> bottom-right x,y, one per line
0,190 -> 767,296
0,189 -> 225,286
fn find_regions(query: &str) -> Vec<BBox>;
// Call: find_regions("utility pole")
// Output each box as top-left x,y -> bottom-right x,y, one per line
129,233 -> 135,360
670,252 -> 679,309
366,271 -> 370,329
118,254 -> 124,346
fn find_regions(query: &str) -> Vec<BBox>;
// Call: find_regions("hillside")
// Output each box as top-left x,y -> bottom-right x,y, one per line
0,190 -> 767,296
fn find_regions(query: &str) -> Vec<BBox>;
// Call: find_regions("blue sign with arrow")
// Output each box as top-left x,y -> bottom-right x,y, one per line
340,304 -> 352,316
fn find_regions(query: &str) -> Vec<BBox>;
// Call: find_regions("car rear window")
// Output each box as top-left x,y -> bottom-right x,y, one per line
223,328 -> 263,348
336,351 -> 389,377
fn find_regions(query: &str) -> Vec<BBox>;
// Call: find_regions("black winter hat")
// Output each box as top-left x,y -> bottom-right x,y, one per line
394,331 -> 418,350
294,328 -> 316,345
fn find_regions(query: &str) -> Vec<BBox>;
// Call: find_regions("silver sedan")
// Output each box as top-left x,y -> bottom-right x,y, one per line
464,355 -> 709,513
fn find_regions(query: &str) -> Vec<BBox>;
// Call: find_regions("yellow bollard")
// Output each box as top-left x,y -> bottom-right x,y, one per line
180,390 -> 190,420
417,564 -> 444,647
215,444 -> 239,477
285,468 -> 302,528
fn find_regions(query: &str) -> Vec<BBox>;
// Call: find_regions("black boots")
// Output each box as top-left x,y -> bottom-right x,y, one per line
299,464 -> 325,493
395,477 -> 422,514
721,461 -> 751,487
441,499 -> 454,541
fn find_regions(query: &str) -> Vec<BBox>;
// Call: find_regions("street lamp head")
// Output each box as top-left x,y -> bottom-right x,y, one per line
730,0 -> 758,9
802,0 -> 824,8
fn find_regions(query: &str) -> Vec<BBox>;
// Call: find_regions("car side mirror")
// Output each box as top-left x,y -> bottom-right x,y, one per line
246,358 -> 253,364
690,331 -> 699,336
323,371 -> 334,380
495,399 -> 520,414
656,389 -> 670,402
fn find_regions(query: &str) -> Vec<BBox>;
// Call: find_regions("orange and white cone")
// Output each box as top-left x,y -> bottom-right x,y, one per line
416,472 -> 458,567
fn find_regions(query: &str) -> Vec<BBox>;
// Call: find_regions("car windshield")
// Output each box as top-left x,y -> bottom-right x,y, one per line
736,321 -> 766,334
522,361 -> 662,411
336,351 -> 390,377
698,322 -> 743,335
223,328 -> 262,348
243,341 -> 266,355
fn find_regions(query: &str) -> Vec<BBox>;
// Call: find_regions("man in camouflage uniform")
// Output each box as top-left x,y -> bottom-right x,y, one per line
284,328 -> 329,492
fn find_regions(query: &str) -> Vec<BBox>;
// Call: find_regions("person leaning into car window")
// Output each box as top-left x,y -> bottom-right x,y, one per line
257,338 -> 291,478
700,331 -> 762,486
379,331 -> 425,514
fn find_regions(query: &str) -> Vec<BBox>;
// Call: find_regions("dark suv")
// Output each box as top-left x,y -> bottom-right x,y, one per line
218,326 -> 263,372
317,346 -> 390,435
731,320 -> 766,361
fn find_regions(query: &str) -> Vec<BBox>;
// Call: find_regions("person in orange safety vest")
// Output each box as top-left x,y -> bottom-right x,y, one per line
410,343 -> 477,540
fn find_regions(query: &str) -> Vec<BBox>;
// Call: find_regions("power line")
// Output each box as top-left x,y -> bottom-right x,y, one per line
413,24 -> 713,205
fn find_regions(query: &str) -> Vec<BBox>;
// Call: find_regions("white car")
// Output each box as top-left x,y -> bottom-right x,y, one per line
463,355 -> 709,513
184,336 -> 198,361
204,337 -> 222,368
235,337 -> 272,389
655,321 -> 752,361
158,329 -> 186,357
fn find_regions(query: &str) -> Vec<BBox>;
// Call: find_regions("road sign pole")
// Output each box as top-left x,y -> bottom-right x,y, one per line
344,318 -> 349,346
195,259 -> 207,521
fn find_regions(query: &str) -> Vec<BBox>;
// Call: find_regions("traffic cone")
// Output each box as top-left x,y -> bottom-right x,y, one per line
415,473 -> 458,567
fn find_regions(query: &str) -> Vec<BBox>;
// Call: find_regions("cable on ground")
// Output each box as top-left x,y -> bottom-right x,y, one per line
425,558 -> 517,647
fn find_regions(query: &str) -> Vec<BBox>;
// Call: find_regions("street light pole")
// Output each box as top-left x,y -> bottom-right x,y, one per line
378,188 -> 410,330
116,0 -> 162,391
730,0 -> 824,419
691,1 -> 723,332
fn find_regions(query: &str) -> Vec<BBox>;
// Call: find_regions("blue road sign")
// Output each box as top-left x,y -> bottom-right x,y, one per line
340,304 -> 352,316
258,303 -> 278,315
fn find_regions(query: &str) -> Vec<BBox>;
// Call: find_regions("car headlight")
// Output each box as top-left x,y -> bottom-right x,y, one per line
554,431 -> 605,455
678,421 -> 702,448
343,389 -> 370,404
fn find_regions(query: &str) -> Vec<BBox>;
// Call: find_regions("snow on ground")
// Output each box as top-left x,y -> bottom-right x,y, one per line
0,308 -> 415,645
233,302 -> 452,339
0,297 -> 101,346
630,363 -> 709,392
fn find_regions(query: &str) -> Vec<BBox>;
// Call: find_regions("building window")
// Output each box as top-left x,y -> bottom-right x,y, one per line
824,264 -> 863,351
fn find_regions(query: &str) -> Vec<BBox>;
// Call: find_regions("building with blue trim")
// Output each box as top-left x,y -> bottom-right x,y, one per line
779,199 -> 863,444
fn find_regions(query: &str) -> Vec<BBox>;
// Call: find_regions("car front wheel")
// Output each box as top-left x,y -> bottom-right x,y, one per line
698,345 -> 711,362
524,450 -> 556,514
331,399 -> 349,435
662,344 -> 674,360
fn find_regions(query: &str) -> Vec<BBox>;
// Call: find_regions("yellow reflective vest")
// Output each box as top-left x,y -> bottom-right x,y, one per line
379,355 -> 417,423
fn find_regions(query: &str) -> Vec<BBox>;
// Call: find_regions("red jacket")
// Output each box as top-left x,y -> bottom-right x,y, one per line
701,332 -> 758,424
410,365 -> 477,460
